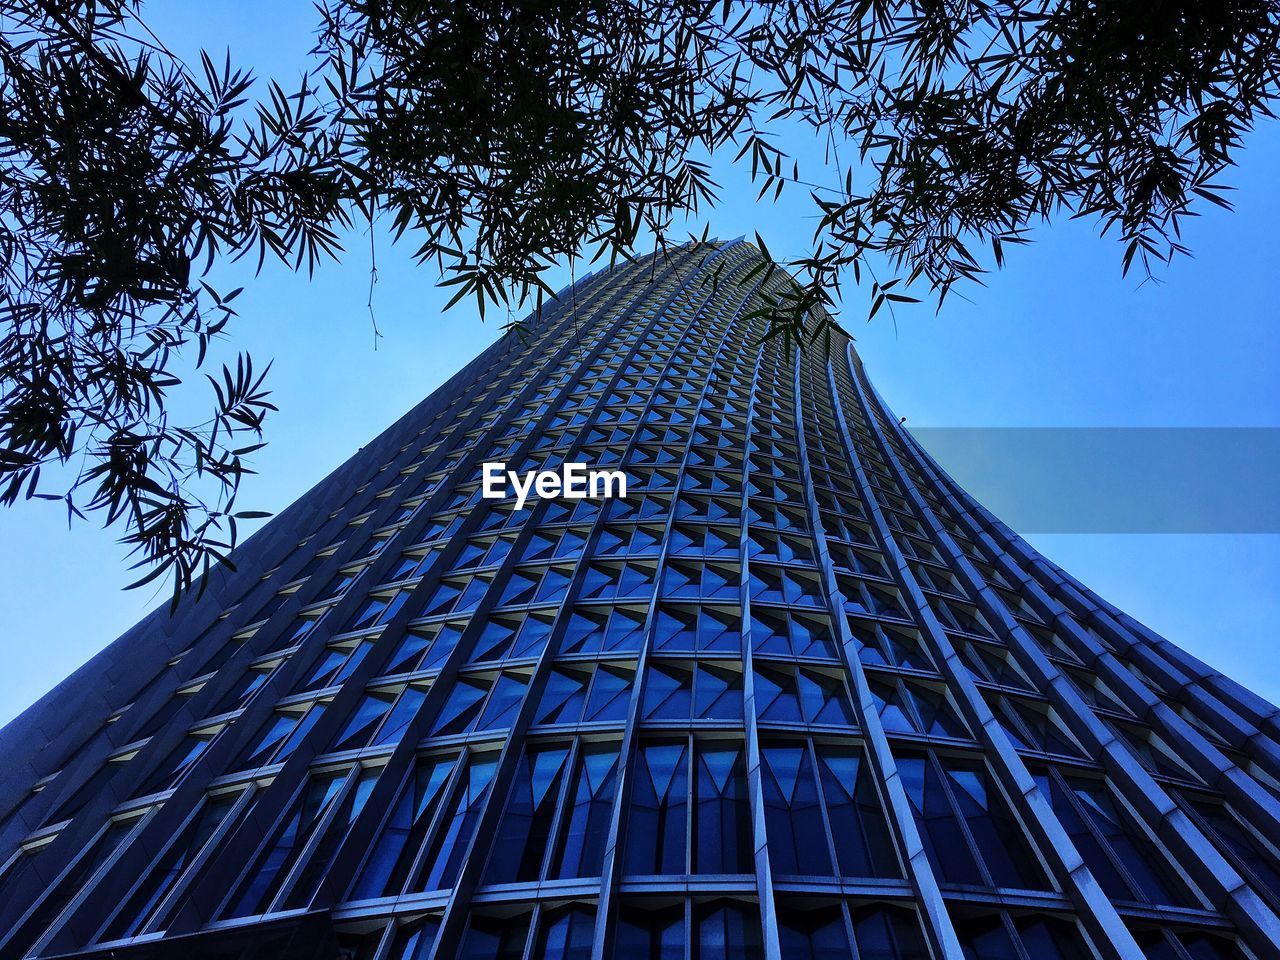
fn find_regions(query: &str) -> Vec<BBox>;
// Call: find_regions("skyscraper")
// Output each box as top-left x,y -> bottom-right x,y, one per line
1,239 -> 1278,960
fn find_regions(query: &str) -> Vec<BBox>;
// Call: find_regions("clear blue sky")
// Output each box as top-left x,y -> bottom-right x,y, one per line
0,2 -> 1276,726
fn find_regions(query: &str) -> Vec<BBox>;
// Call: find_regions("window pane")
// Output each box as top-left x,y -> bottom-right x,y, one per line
412,754 -> 497,891
534,904 -> 596,960
223,769 -> 347,918
815,745 -> 901,879
694,745 -> 753,874
484,745 -> 570,883
625,741 -> 688,875
849,903 -> 930,960
552,744 -> 620,879
777,902 -> 849,960
457,911 -> 531,960
943,759 -> 1047,890
352,754 -> 456,899
693,899 -> 763,960
284,767 -> 379,908
761,745 -> 833,877
614,902 -> 684,960
102,793 -> 242,940
896,754 -> 983,886
386,915 -> 441,960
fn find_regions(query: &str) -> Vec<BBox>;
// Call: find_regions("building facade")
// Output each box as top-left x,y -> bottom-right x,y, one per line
1,240 -> 1279,960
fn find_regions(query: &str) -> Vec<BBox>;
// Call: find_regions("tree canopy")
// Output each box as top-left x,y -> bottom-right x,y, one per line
2,0 -> 1277,599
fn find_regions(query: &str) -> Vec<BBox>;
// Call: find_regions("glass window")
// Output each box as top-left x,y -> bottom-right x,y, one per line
471,613 -> 553,663
995,697 -> 1081,758
475,673 -> 529,730
351,754 -> 458,900
533,904 -> 596,960
853,623 -> 934,672
233,702 -> 326,771
1037,769 -> 1191,906
849,903 -> 930,960
430,672 -> 528,736
132,735 -> 213,798
655,604 -> 740,654
625,741 -> 689,875
694,744 -> 753,874
5,815 -> 146,958
484,745 -> 571,883
644,662 -> 741,721
383,623 -> 462,675
344,591 -> 410,632
537,668 -> 590,725
777,902 -> 848,960
871,677 -> 969,738
952,913 -> 1020,960
222,768 -> 349,918
330,691 -> 397,752
614,901 -> 684,960
761,745 -> 832,876
953,911 -> 1093,960
897,751 -> 1048,890
283,767 -> 380,908
411,753 -> 497,892
551,744 -> 620,879
102,791 -> 244,940
133,691 -> 194,740
815,744 -> 901,879
208,668 -> 273,716
693,900 -> 763,960
537,664 -> 633,726
1184,796 -> 1280,899
944,758 -> 1048,889
1013,915 -> 1094,960
756,666 -> 856,726
385,915 -> 441,960
374,686 -> 428,746
296,642 -> 370,693
457,910 -> 531,960
1110,721 -> 1198,781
